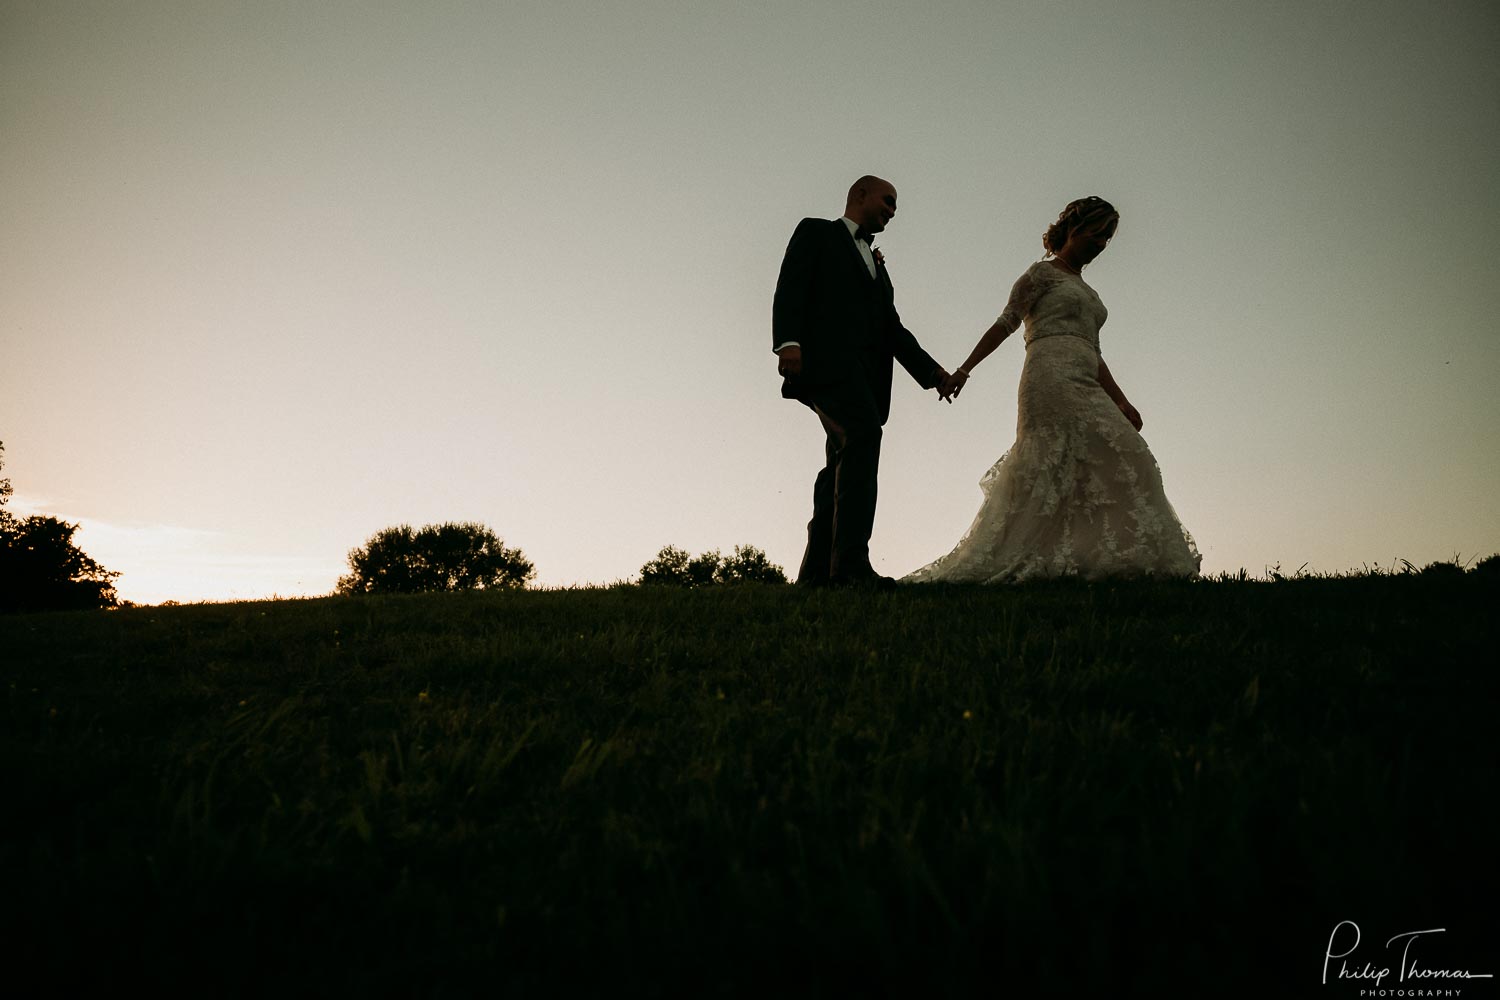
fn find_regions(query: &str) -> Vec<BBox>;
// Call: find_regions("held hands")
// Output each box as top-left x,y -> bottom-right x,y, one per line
933,369 -> 955,403
776,345 -> 802,378
936,368 -> 970,403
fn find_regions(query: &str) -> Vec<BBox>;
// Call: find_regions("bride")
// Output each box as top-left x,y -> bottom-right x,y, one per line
905,197 -> 1200,583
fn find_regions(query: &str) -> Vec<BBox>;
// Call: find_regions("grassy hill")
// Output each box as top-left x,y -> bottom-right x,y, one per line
3,575 -> 1496,995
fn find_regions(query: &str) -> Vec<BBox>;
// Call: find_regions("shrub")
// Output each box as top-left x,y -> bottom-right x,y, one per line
336,522 -> 534,595
638,544 -> 787,586
717,544 -> 789,584
1470,554 -> 1500,578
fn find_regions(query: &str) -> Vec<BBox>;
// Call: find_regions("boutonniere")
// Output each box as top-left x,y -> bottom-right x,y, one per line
872,246 -> 886,267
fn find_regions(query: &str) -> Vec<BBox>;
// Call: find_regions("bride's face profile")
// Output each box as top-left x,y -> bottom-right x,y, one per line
1059,214 -> 1118,268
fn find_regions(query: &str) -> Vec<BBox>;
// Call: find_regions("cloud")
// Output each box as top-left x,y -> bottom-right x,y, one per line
8,494 -> 342,605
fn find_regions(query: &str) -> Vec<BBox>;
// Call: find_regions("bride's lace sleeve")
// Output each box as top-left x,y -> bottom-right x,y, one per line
995,266 -> 1041,333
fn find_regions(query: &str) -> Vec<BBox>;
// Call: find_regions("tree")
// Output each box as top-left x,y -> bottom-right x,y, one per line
0,441 -> 121,612
638,545 -> 720,586
638,544 -> 787,586
717,544 -> 789,585
637,545 -> 690,585
336,521 -> 534,595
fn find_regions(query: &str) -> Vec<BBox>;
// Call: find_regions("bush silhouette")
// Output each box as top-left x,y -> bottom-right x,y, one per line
717,545 -> 789,584
0,442 -> 121,612
1418,559 -> 1466,579
639,544 -> 787,586
337,522 -> 534,595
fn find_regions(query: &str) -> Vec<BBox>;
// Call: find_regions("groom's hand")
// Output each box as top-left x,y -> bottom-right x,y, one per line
776,345 -> 802,377
936,370 -> 955,404
935,369 -> 960,403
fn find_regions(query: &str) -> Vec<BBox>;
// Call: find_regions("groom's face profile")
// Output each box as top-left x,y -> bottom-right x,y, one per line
848,179 -> 898,235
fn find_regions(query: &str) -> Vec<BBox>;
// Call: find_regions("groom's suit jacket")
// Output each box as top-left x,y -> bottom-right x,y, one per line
773,218 -> 941,426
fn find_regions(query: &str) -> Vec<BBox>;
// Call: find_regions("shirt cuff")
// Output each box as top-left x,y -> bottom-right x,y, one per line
774,342 -> 800,353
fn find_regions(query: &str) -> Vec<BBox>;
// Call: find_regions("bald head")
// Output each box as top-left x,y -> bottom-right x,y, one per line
844,175 -> 898,236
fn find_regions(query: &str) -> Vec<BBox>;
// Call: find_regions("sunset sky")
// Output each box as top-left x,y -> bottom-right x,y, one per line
3,1 -> 1497,604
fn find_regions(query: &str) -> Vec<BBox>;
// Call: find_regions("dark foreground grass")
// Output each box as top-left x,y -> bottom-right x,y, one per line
3,576 -> 1497,996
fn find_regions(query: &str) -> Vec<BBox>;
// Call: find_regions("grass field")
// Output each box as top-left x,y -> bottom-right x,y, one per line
3,574 -> 1497,996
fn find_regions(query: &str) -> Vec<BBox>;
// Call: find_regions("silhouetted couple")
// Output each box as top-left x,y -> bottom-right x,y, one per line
773,176 -> 1199,588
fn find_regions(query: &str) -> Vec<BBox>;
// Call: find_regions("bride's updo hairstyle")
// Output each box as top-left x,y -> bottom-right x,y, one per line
1043,196 -> 1117,256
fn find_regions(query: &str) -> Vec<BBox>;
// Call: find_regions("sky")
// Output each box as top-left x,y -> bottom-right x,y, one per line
3,0 -> 1498,604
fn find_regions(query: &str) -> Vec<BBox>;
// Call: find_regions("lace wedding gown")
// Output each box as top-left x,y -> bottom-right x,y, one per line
905,261 -> 1200,583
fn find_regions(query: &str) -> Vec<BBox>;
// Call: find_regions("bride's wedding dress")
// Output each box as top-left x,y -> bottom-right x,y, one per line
906,261 -> 1200,583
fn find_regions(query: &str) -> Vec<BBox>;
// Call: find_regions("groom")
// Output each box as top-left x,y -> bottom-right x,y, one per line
773,175 -> 952,588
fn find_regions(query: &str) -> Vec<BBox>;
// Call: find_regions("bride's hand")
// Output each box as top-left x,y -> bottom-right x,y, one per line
947,369 -> 970,400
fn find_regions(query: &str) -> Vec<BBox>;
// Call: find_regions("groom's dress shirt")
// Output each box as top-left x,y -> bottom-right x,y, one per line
773,216 -> 874,353
842,215 -> 879,279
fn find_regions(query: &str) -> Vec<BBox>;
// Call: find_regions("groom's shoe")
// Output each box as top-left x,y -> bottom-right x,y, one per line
830,568 -> 898,591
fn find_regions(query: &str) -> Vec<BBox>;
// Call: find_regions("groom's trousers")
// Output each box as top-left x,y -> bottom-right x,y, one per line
799,396 -> 882,584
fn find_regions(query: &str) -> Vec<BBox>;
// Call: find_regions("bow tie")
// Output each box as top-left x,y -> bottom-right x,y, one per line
855,227 -> 874,244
